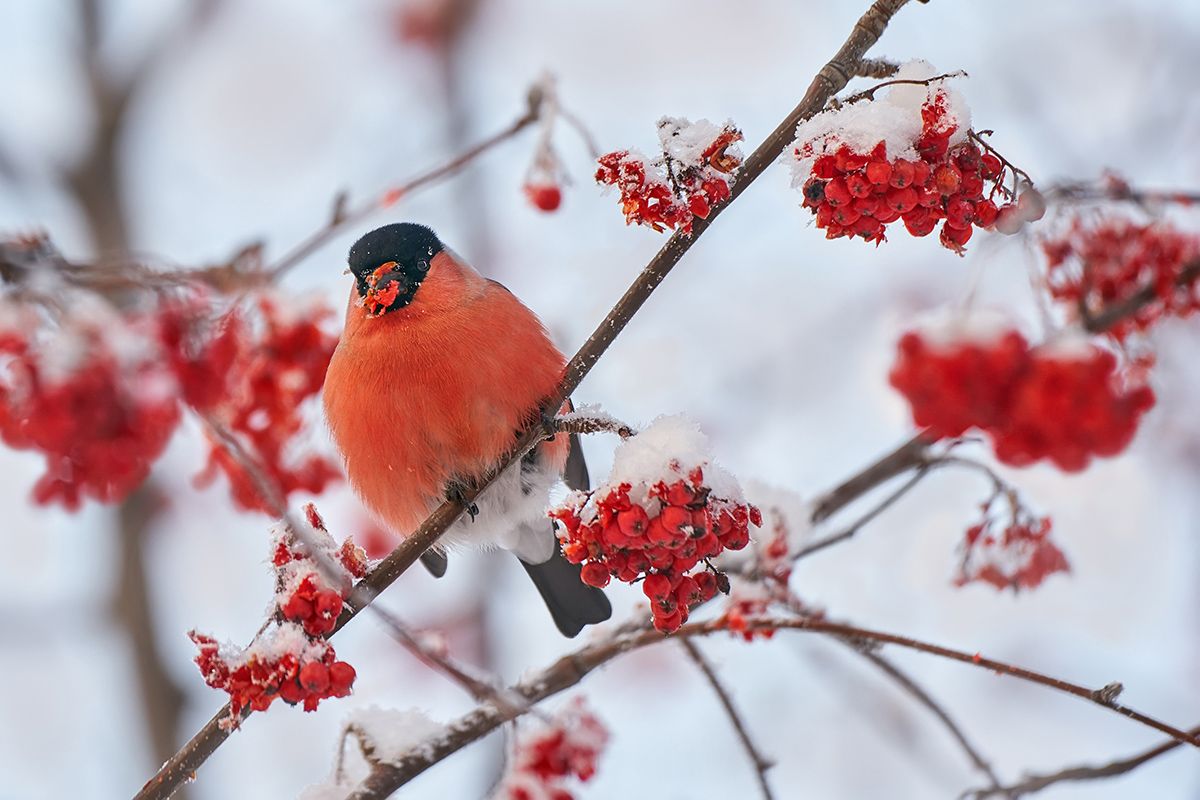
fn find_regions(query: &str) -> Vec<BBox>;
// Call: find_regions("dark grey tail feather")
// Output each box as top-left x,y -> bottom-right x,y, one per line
521,547 -> 612,637
419,549 -> 448,578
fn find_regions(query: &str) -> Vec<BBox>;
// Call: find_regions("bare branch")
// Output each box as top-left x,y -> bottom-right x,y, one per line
553,412 -> 636,439
809,433 -> 933,524
855,57 -> 901,78
679,639 -> 776,800
963,725 -> 1200,799
345,614 -> 1200,797
266,92 -> 544,281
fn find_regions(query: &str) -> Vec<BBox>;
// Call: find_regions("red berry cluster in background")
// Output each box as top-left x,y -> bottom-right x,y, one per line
1042,217 -> 1200,342
552,464 -> 760,634
957,510 -> 1068,592
191,504 -> 364,726
190,295 -> 341,513
792,71 -> 1040,252
190,626 -> 355,727
596,118 -> 743,234
890,323 -> 1156,471
499,700 -> 608,800
0,302 -> 179,509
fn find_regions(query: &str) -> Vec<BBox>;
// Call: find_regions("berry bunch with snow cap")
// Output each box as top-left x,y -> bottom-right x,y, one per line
889,311 -> 1156,471
190,504 -> 365,726
498,699 -> 608,800
595,117 -> 743,234
790,61 -> 1039,251
550,415 -> 761,633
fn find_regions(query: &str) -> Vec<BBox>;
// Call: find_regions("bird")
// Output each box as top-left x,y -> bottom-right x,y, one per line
322,222 -> 611,637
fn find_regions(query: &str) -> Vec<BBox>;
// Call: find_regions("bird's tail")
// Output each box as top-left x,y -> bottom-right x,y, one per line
520,547 -> 612,638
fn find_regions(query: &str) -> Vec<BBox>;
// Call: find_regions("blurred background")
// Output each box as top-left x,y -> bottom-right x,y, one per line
1,1 -> 1199,798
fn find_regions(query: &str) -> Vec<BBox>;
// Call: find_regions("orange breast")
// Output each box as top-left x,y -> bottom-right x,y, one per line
323,252 -> 568,536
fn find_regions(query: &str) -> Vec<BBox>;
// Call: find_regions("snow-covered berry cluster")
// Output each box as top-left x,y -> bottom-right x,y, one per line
550,416 -> 760,633
1042,217 -> 1200,342
190,295 -> 341,513
595,117 -> 743,234
0,298 -> 180,509
890,316 -> 1156,471
273,504 -> 369,636
499,700 -> 608,800
191,505 -> 364,725
790,61 -> 1037,252
957,510 -> 1068,592
190,624 -> 356,727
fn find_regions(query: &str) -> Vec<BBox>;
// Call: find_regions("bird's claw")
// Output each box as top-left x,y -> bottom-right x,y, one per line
540,408 -> 559,442
445,480 -> 479,521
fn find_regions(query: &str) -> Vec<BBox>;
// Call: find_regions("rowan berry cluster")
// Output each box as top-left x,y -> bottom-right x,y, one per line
499,700 -> 608,800
1042,217 -> 1200,342
190,625 -> 356,727
191,505 -> 364,726
956,509 -> 1068,591
550,416 -> 760,633
790,62 -> 1037,251
189,295 -> 341,513
273,504 -> 369,636
890,320 -> 1156,471
0,300 -> 179,509
595,117 -> 743,234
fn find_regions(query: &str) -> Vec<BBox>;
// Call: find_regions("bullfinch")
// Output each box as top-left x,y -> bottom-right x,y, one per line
322,222 -> 612,637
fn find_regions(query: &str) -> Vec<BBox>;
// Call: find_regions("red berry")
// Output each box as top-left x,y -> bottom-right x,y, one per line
580,562 -> 611,588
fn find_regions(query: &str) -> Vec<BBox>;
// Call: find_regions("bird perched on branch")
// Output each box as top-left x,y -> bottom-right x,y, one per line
323,222 -> 611,636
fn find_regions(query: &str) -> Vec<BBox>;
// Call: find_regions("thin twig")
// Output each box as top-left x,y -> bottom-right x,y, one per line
855,649 -> 1005,792
369,606 -> 525,715
680,639 -> 776,800
345,614 -> 1199,797
266,89 -> 544,281
553,412 -> 636,439
809,433 -> 933,524
794,465 -> 931,561
135,1 -> 920,796
963,725 -> 1200,799
1080,258 -> 1200,334
855,57 -> 901,78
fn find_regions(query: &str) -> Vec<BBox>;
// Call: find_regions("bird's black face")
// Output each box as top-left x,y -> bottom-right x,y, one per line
347,223 -> 444,315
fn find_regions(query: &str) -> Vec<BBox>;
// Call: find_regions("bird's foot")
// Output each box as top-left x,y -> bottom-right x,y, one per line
445,479 -> 479,520
540,408 -> 560,442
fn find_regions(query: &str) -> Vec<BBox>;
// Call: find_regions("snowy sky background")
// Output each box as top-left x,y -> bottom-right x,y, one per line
1,1 -> 1200,798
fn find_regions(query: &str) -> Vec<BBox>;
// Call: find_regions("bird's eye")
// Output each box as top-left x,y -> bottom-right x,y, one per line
416,260 -> 429,272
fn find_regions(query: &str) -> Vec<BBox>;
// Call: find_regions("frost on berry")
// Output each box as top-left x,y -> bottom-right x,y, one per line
890,314 -> 1156,471
189,622 -> 356,727
1042,216 -> 1200,342
190,294 -> 342,513
549,415 -> 761,634
956,498 -> 1067,591
788,60 -> 1025,252
595,117 -> 743,234
0,297 -> 180,509
498,699 -> 608,800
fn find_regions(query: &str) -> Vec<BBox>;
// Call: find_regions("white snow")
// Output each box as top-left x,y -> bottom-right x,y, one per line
656,116 -> 742,170
298,707 -> 445,800
788,59 -> 971,186
606,414 -> 745,503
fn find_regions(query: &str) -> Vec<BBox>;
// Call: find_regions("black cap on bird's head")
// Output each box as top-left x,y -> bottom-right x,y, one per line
347,223 -> 445,315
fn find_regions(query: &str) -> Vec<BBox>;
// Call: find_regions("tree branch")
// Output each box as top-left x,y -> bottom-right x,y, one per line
266,87 -> 545,281
679,639 -> 776,800
963,725 -> 1200,799
344,614 -> 1199,797
809,433 -> 934,524
1081,258 -> 1200,334
135,1 -> 921,796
